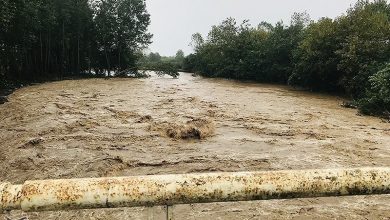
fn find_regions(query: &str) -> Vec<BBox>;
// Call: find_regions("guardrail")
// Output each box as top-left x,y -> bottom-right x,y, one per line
1,168 -> 390,219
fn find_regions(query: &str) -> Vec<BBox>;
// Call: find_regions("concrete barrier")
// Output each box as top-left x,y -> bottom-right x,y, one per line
1,168 -> 389,212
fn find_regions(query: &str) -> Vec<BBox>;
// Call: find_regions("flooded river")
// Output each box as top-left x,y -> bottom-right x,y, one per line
0,73 -> 389,219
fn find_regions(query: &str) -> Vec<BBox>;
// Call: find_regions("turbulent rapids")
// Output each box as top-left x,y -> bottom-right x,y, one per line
0,73 -> 389,219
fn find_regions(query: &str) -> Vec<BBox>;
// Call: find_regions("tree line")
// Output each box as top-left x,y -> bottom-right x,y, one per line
140,50 -> 185,68
183,0 -> 390,118
137,50 -> 185,78
0,0 -> 151,88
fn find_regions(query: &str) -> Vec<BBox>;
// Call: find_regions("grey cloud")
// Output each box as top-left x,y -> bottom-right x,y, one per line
146,0 -> 357,56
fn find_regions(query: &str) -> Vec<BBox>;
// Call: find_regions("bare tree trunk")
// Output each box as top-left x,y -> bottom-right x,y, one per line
77,35 -> 80,75
40,32 -> 43,76
118,45 -> 121,73
104,45 -> 111,76
47,34 -> 51,74
62,21 -> 65,78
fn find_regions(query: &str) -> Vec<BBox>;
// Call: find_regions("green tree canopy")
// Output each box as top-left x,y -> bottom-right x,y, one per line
0,0 -> 152,82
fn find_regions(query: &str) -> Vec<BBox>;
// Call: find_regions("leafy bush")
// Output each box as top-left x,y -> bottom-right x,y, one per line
358,64 -> 390,118
289,18 -> 344,92
114,69 -> 150,78
139,51 -> 182,78
154,62 -> 180,78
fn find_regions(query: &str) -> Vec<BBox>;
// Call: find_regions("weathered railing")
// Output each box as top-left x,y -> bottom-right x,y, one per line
1,168 -> 390,218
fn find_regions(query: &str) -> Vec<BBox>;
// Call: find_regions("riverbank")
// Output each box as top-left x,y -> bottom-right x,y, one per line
0,74 -> 106,105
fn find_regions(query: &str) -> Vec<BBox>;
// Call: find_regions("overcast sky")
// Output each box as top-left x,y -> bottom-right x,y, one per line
145,0 -> 358,56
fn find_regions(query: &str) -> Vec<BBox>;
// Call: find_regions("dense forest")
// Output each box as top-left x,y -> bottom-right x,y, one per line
183,0 -> 390,118
0,0 -> 152,88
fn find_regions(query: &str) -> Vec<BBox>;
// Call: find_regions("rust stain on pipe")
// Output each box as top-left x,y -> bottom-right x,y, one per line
1,168 -> 390,212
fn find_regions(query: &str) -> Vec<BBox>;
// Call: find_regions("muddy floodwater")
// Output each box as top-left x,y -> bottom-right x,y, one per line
1,72 -> 390,219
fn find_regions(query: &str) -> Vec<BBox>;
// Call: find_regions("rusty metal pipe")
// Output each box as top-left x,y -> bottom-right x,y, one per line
1,167 -> 390,212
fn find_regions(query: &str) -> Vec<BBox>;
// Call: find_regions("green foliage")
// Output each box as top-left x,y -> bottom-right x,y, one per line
184,15 -> 308,82
0,0 -> 152,88
175,50 -> 185,64
336,0 -> 390,98
139,50 -> 184,78
358,64 -> 390,117
114,68 -> 150,78
154,62 -> 180,78
290,0 -> 390,96
147,52 -> 162,63
289,18 -> 344,92
93,0 -> 152,75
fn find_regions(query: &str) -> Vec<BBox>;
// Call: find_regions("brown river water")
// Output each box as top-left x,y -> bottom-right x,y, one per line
0,72 -> 389,219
